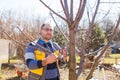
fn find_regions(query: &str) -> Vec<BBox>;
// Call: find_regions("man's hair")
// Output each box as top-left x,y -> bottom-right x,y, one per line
41,24 -> 45,29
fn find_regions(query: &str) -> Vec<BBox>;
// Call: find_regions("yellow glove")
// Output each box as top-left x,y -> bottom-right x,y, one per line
54,50 -> 60,58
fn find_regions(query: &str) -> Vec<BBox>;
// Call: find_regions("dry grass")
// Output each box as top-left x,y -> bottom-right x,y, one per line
0,65 -> 120,80
60,68 -> 120,80
1,55 -> 120,80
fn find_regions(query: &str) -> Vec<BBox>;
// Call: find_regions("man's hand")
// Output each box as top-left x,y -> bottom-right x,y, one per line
61,47 -> 67,61
42,54 -> 57,66
54,50 -> 60,58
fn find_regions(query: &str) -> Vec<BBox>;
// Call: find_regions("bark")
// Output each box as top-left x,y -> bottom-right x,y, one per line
69,28 -> 76,80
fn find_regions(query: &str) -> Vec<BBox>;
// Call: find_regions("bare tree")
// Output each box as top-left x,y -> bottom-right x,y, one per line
39,0 -> 120,80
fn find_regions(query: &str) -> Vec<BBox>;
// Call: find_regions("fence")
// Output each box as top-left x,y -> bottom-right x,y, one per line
102,56 -> 120,64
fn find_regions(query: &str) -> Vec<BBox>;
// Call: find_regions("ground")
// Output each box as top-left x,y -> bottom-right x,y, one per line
0,64 -> 120,80
0,61 -> 120,80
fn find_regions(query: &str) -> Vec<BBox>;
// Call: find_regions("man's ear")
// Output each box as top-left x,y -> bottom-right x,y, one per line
39,32 -> 41,35
39,29 -> 42,35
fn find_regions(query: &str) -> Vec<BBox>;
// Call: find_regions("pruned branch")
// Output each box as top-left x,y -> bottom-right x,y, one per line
16,26 -> 34,42
15,26 -> 55,54
50,12 -> 69,41
3,31 -> 52,54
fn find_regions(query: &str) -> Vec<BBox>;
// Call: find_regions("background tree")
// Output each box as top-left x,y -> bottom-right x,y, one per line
87,23 -> 106,52
53,27 -> 68,46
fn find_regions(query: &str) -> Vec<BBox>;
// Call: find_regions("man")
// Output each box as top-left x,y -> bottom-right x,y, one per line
25,23 -> 67,80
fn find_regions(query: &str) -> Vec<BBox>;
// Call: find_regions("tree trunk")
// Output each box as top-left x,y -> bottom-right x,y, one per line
69,28 -> 76,80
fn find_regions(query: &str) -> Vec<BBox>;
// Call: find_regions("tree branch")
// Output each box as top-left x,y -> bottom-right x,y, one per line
50,12 -> 80,52
87,8 -> 91,25
39,0 -> 67,22
86,15 -> 120,80
76,0 -> 100,78
50,13 -> 69,41
16,26 -> 34,41
60,0 -> 71,25
70,0 -> 73,22
91,0 -> 100,24
86,0 -> 100,42
3,31 -> 52,54
72,0 -> 87,29
64,0 -> 69,17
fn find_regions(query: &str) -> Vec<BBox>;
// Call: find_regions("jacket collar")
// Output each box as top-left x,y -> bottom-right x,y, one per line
37,38 -> 52,47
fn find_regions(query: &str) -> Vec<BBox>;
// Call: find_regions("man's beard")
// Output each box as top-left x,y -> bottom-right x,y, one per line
44,35 -> 53,41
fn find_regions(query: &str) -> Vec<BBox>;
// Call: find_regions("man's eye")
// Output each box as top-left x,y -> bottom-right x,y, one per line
43,28 -> 53,32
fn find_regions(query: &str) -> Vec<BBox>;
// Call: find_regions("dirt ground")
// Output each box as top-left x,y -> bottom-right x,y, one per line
0,64 -> 120,80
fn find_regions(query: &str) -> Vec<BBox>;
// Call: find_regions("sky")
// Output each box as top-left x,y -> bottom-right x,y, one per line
0,0 -> 120,25
0,0 -> 48,17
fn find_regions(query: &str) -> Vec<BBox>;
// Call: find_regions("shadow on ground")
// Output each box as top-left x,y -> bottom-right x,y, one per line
7,77 -> 26,80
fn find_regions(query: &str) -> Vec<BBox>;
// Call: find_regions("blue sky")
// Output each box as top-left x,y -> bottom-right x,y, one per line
0,0 -> 119,24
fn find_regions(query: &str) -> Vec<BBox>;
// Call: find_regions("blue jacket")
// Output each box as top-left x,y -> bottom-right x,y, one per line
25,38 -> 61,80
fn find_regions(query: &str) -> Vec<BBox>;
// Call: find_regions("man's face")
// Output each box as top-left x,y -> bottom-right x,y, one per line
40,24 -> 54,41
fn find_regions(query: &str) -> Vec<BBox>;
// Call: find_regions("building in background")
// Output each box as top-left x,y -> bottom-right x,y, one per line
0,39 -> 16,63
110,41 -> 120,54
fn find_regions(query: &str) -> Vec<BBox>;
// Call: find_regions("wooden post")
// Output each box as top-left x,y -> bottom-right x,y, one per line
96,66 -> 100,79
94,66 -> 100,80
115,57 -> 117,64
102,68 -> 107,80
